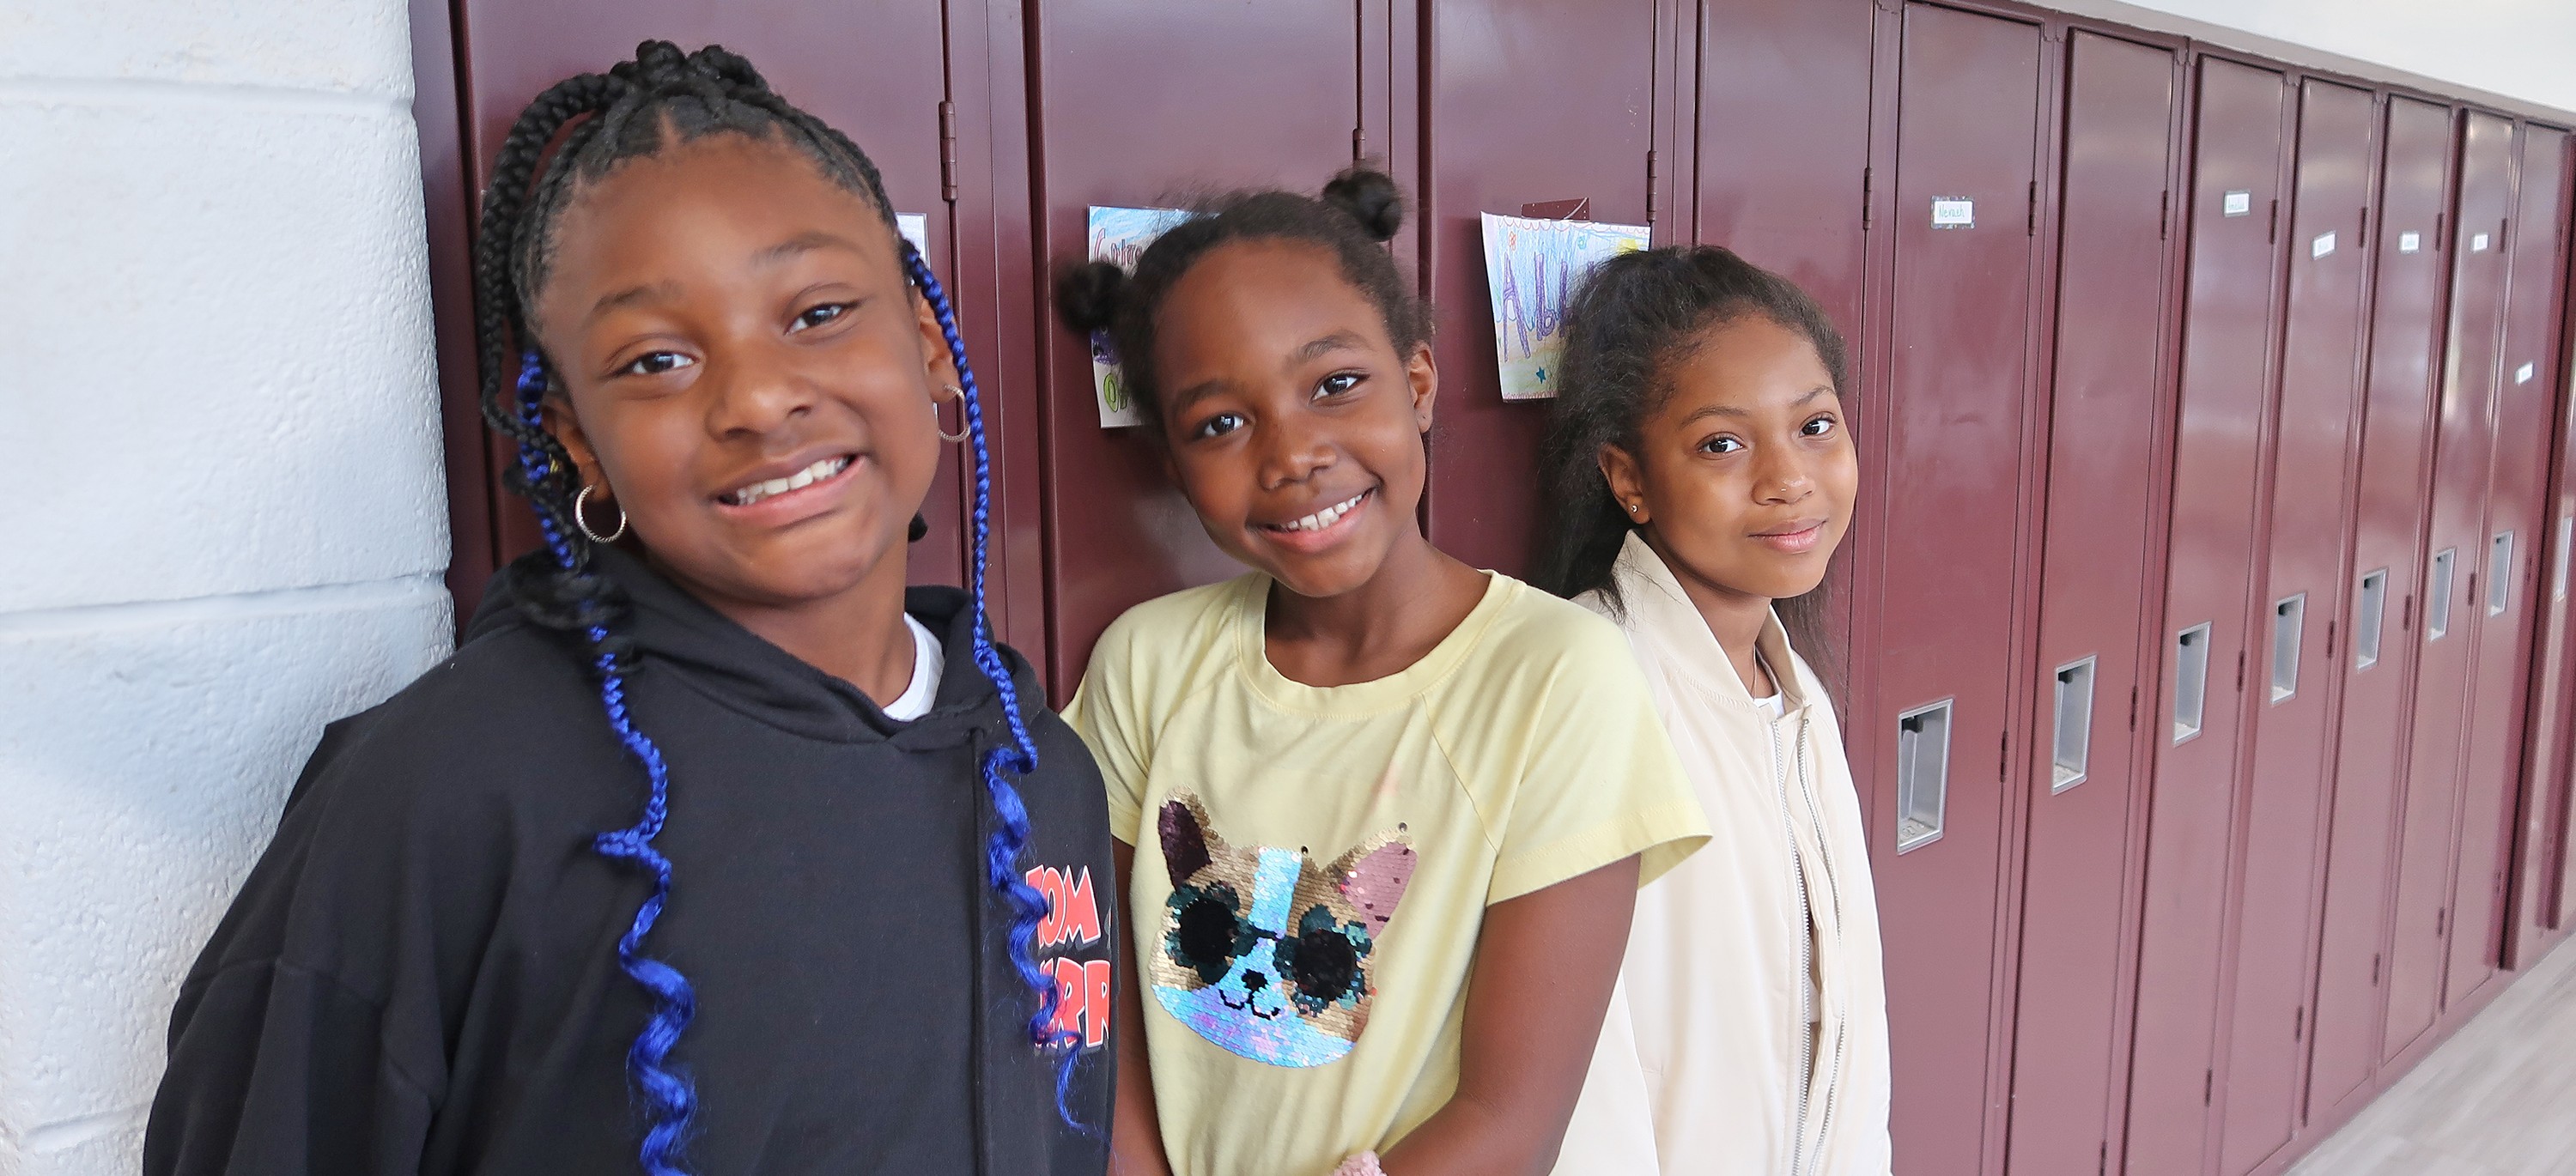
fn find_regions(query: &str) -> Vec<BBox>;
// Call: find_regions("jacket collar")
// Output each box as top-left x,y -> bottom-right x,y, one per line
465,544 -> 1031,748
1609,530 -> 1811,718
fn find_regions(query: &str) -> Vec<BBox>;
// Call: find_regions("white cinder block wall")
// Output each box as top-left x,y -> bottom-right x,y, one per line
0,0 -> 450,1171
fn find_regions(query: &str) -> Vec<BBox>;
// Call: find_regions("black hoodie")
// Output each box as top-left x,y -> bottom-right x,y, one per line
144,547 -> 1115,1176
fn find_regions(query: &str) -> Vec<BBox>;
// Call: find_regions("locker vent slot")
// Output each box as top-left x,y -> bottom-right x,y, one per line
2173,623 -> 2212,744
2354,569 -> 2389,670
2271,594 -> 2306,703
2488,531 -> 2513,615
2427,548 -> 2456,640
1896,699 -> 1953,853
2557,517 -> 2572,603
2051,656 -> 2096,793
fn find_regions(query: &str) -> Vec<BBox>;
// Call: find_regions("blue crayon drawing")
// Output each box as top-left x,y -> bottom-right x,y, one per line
1087,206 -> 1198,427
1480,213 -> 1649,400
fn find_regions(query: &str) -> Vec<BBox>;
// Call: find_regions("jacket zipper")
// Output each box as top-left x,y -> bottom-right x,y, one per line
1769,716 -> 1815,1175
1792,713 -> 1847,1176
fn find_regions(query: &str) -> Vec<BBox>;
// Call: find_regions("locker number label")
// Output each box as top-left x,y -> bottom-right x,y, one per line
2399,231 -> 2422,253
2473,232 -> 2492,252
2312,231 -> 2336,258
2223,190 -> 2253,216
1930,197 -> 1975,228
2519,362 -> 2538,385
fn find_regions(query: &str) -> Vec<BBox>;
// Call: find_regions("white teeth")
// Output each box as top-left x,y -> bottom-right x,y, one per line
1280,491 -> 1366,532
727,456 -> 849,506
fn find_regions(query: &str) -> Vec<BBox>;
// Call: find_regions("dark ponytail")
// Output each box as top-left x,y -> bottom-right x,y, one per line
1533,246 -> 1851,685
471,41 -> 1080,1171
1053,167 -> 1430,436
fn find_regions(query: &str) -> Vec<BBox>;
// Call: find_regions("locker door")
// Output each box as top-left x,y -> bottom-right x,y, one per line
1864,9 -> 2044,1173
1421,0 -> 1675,576
2449,121 -> 2572,994
453,1 -> 972,586
2384,110 -> 2516,1057
1694,0 -> 1880,709
2004,31 -> 2177,1176
1030,1 -> 1383,696
1695,0 -> 1877,344
2216,78 -> 2375,1176
2306,94 -> 2456,1118
2127,57 -> 2289,1176
2508,127 -> 2576,967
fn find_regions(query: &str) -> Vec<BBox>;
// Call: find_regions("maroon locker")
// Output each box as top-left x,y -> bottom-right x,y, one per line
1694,0 -> 1877,346
1029,1 -> 1389,698
2305,94 -> 2458,1121
1419,0 -> 1679,576
1693,0 -> 1880,712
2507,128 -> 2576,971
449,1 -> 983,592
2127,57 -> 2290,1176
2446,120 -> 2572,1000
2215,77 -> 2377,1176
1859,8 -> 2046,1173
2003,30 -> 2178,1176
2382,110 -> 2516,1057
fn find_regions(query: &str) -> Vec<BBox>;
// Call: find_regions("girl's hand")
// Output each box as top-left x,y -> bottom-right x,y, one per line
1110,840 -> 1176,1176
1378,854 -> 1643,1176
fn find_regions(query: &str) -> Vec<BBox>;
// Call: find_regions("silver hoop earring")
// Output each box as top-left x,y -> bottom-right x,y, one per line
933,383 -> 971,444
574,484 -> 628,543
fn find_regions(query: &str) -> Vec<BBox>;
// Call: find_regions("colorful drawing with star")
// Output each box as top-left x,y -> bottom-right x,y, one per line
1479,212 -> 1649,401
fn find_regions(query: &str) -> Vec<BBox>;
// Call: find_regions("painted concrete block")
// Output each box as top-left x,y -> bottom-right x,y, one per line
0,0 -> 410,99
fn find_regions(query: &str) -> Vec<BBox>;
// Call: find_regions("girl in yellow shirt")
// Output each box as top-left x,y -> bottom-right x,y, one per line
1054,171 -> 1708,1176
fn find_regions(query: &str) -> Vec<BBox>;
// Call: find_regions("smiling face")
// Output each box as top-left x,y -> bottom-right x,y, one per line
1601,314 -> 1857,607
526,129 -> 951,613
1148,239 -> 1439,599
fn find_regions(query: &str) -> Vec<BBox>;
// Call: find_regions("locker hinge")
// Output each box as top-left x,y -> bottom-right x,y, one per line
2293,1006 -> 2305,1040
937,100 -> 959,203
2160,190 -> 2172,239
2372,953 -> 2382,985
1352,125 -> 1366,162
2436,211 -> 2446,245
2000,730 -> 2009,780
2326,619 -> 2337,659
2435,908 -> 2446,938
2027,180 -> 2038,235
2360,203 -> 2371,247
1646,149 -> 1662,228
2099,1143 -> 2108,1176
2402,593 -> 2415,630
2204,1069 -> 2215,1106
2268,197 -> 2280,244
2236,650 -> 2246,691
1862,167 -> 1874,229
2129,685 -> 2140,730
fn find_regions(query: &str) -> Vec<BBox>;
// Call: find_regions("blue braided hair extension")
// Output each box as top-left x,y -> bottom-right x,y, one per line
899,243 -> 1095,1131
516,354 -> 701,1173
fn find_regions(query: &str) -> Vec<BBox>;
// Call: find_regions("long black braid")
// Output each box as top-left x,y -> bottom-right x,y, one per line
469,41 -> 1072,1173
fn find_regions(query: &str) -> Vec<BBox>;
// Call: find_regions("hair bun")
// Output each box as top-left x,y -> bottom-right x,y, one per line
688,44 -> 768,94
1053,261 -> 1129,333
1321,168 -> 1404,243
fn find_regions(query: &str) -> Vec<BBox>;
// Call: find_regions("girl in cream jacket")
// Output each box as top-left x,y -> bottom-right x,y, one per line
1539,246 -> 1893,1176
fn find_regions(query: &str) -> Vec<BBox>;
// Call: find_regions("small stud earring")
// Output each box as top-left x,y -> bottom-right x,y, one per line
1626,502 -> 1641,516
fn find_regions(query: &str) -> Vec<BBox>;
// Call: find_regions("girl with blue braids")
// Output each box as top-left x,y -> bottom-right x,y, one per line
145,41 -> 1115,1176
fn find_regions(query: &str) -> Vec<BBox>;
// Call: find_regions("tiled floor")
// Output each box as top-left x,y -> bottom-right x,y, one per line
2285,933 -> 2576,1175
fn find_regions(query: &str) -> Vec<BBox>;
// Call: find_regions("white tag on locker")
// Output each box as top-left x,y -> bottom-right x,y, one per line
2519,362 -> 2538,384
2473,233 -> 2492,252
2312,231 -> 2336,258
2399,231 -> 2422,252
1931,197 -> 1975,228
2223,191 -> 2252,216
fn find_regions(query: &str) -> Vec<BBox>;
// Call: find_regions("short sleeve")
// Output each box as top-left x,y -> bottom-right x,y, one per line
1064,623 -> 1152,843
1485,625 -> 1710,904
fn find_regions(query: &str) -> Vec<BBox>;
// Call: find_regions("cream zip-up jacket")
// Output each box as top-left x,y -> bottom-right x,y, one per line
1557,533 -> 1893,1176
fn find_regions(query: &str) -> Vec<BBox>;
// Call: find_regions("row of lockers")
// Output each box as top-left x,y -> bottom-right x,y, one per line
407,2 -> 2576,1175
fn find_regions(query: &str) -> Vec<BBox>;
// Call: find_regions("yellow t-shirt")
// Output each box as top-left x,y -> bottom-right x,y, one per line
1067,572 -> 1709,1176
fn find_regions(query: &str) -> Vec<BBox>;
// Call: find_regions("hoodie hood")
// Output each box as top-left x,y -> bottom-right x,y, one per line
466,544 -> 1036,749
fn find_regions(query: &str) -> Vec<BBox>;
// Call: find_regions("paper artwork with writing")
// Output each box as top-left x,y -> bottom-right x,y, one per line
1479,212 -> 1649,401
1086,206 -> 1198,427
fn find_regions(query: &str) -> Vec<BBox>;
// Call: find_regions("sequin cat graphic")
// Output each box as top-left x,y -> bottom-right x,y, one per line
1151,793 -> 1417,1067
